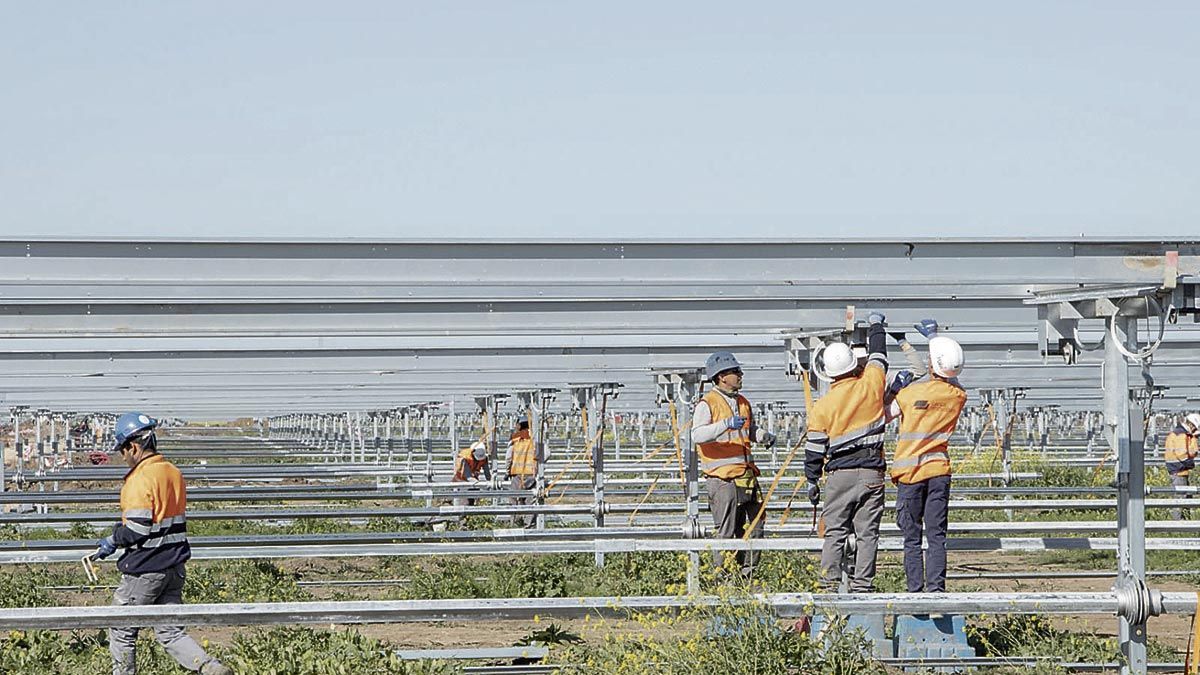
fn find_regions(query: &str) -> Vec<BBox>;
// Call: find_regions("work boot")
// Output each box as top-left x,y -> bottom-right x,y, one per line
200,661 -> 234,675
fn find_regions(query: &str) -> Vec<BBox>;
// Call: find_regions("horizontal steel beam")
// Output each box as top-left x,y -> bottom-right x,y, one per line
2,590 -> 1196,630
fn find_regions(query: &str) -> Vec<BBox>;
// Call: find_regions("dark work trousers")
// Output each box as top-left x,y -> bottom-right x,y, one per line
706,475 -> 764,576
895,474 -> 951,593
510,475 -> 537,527
1170,473 -> 1191,520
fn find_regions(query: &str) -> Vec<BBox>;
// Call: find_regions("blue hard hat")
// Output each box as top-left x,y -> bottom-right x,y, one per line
112,412 -> 158,452
705,351 -> 742,381
516,415 -> 529,426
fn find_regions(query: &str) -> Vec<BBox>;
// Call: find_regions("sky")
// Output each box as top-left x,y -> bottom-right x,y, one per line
1,2 -> 1198,240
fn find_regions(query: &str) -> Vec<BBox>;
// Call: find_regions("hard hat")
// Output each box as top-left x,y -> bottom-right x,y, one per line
471,441 -> 488,460
929,337 -> 965,379
822,343 -> 857,378
1186,413 -> 1200,433
516,415 -> 529,427
111,412 -> 158,452
705,351 -> 742,381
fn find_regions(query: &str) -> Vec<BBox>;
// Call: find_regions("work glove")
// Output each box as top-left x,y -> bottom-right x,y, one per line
95,536 -> 117,560
867,312 -> 886,326
888,370 -> 915,396
807,485 -> 821,506
914,319 -> 939,339
725,415 -> 747,431
761,431 -> 777,448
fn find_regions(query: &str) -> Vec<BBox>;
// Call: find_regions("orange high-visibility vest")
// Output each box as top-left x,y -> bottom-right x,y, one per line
1165,427 -> 1197,476
891,379 -> 967,484
454,447 -> 489,481
508,430 -> 537,477
697,390 -> 758,479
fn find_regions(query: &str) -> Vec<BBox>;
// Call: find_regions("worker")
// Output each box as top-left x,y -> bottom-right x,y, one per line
453,440 -> 492,507
804,312 -> 889,592
93,413 -> 232,675
505,416 -> 539,527
1165,413 -> 1200,519
885,335 -> 967,593
691,351 -> 776,576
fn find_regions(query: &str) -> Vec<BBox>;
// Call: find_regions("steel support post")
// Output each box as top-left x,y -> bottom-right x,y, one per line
514,389 -> 557,530
1107,316 -> 1148,675
422,407 -> 434,506
654,369 -> 704,593
571,383 -> 620,567
449,400 -> 458,461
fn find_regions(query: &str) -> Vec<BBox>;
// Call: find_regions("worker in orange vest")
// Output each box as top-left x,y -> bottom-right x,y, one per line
691,351 -> 776,576
804,312 -> 889,592
885,331 -> 967,593
452,441 -> 491,507
505,416 -> 539,527
1165,413 -> 1200,519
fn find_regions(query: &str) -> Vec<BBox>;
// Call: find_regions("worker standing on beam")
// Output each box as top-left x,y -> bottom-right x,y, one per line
505,416 -> 538,528
1164,413 -> 1200,520
886,332 -> 967,593
692,351 -> 776,577
804,313 -> 889,592
93,413 -> 232,675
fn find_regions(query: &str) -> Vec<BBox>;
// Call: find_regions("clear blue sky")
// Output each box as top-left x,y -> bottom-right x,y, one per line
2,3 -> 1197,239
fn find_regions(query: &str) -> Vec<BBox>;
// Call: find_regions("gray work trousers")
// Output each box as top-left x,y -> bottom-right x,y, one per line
510,475 -> 537,528
819,468 -> 886,593
706,475 -> 764,576
1171,473 -> 1191,520
110,563 -> 216,675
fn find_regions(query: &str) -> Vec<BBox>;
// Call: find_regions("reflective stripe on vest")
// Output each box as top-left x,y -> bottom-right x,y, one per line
510,431 -> 537,476
1165,429 -> 1197,475
697,390 -> 756,479
891,381 -> 965,485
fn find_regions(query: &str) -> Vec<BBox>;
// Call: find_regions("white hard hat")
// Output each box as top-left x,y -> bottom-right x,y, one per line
1186,413 -> 1200,433
470,441 -> 487,460
929,336 -> 964,379
822,343 -> 858,378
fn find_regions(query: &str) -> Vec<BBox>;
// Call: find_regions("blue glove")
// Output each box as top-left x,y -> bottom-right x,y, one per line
888,370 -> 915,396
867,312 -> 885,326
95,536 -> 117,560
914,319 -> 939,339
807,485 -> 821,506
725,415 -> 747,431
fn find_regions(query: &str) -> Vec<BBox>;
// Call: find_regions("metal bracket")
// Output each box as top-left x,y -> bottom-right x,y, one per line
1025,259 -> 1198,362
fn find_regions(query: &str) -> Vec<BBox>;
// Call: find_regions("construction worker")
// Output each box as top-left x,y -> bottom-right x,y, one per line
505,416 -> 538,527
804,313 -> 889,592
886,335 -> 967,593
93,413 -> 232,675
691,351 -> 776,576
1165,413 -> 1200,519
453,441 -> 492,507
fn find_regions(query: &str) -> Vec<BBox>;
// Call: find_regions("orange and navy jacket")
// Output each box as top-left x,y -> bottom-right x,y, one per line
111,454 -> 190,574
454,447 -> 492,481
696,390 -> 759,479
890,379 -> 967,484
805,324 -> 888,484
1165,426 -> 1197,476
508,429 -> 537,477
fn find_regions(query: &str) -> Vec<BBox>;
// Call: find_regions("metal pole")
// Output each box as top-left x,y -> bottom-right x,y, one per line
1107,315 -> 1147,675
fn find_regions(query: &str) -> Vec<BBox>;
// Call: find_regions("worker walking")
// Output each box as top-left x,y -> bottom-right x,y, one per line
453,441 -> 492,506
1165,413 -> 1200,520
804,313 -> 889,592
886,334 -> 967,593
94,413 -> 232,675
691,351 -> 776,577
505,416 -> 539,527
